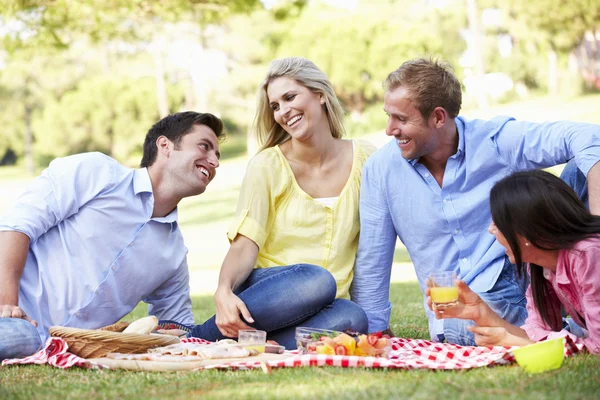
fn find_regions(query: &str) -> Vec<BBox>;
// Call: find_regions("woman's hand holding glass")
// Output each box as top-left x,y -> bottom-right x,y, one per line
426,280 -> 503,328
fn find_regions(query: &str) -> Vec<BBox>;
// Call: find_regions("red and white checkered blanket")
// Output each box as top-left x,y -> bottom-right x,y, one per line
1,335 -> 584,371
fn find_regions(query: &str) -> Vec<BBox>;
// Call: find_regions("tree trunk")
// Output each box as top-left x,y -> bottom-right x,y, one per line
151,44 -> 169,118
23,104 -> 34,175
466,0 -> 487,110
548,48 -> 558,95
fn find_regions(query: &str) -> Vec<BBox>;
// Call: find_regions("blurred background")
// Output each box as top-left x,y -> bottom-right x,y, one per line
1,0 -> 599,292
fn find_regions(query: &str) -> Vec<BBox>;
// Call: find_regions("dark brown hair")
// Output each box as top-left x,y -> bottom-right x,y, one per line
490,169 -> 600,331
141,112 -> 224,168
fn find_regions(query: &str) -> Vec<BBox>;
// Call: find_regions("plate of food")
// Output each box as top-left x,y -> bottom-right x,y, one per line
295,327 -> 391,357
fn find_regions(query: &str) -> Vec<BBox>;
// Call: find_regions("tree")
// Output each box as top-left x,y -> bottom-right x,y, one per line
497,0 -> 600,93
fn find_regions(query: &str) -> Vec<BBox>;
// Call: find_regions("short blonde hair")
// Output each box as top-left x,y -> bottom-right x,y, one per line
384,57 -> 462,119
254,57 -> 346,150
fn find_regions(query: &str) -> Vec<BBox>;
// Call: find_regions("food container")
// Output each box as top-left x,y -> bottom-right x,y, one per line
512,337 -> 565,373
295,327 -> 391,357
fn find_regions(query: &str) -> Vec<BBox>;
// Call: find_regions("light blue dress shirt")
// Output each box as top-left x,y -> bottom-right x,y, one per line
351,116 -> 600,338
0,152 -> 194,340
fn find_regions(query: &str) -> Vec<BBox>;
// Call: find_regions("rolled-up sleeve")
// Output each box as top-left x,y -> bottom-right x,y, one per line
520,284 -> 555,342
0,152 -> 116,241
351,159 -> 397,332
226,158 -> 271,249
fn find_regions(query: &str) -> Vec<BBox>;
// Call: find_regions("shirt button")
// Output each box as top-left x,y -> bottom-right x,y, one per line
112,265 -> 116,271
129,242 -> 134,247
76,312 -> 81,317
444,198 -> 449,204
424,173 -> 430,178
462,258 -> 467,262
454,229 -> 459,235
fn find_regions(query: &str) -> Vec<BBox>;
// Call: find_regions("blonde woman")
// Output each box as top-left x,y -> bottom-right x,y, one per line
188,57 -> 376,349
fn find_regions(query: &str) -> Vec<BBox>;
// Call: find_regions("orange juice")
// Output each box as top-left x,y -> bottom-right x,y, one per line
430,286 -> 459,307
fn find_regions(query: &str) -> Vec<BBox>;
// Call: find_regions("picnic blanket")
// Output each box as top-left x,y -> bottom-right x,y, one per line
1,335 -> 584,371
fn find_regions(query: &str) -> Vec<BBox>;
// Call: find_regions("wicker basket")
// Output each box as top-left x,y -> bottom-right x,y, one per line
48,326 -> 180,359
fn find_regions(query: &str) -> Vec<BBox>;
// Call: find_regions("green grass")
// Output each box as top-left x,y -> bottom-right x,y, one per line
2,95 -> 600,398
1,282 -> 599,400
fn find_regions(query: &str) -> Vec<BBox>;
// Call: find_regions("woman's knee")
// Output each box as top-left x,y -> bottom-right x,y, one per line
334,299 -> 368,333
293,264 -> 337,304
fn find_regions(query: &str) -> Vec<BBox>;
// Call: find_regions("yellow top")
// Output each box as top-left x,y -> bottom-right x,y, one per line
227,140 -> 376,299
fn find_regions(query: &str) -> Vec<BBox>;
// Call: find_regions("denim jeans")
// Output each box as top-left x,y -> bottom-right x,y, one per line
442,257 -> 529,346
0,318 -> 43,361
187,264 -> 368,349
560,158 -> 589,208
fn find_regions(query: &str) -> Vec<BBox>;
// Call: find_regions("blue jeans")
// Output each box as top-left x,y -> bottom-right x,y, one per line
560,158 -> 589,208
187,264 -> 368,349
443,257 -> 529,346
0,318 -> 43,361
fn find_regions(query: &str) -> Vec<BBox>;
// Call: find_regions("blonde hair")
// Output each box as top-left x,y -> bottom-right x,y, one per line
254,57 -> 346,151
384,57 -> 462,119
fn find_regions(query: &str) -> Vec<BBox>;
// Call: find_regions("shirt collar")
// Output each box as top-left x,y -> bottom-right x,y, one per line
406,119 -> 466,166
133,168 -> 153,194
134,167 -> 179,224
554,249 -> 571,285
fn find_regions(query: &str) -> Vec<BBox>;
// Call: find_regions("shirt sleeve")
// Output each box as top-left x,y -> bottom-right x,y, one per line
0,152 -> 117,241
520,283 -> 555,342
573,244 -> 600,354
227,155 -> 272,249
145,256 -> 194,326
492,119 -> 600,174
350,158 -> 397,333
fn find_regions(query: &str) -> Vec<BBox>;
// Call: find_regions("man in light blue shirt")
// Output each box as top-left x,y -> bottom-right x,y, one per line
351,58 -> 600,345
0,111 -> 223,361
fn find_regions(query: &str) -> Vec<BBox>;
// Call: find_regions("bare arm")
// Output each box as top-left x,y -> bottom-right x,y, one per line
0,231 -> 37,326
587,161 -> 600,215
213,234 -> 259,337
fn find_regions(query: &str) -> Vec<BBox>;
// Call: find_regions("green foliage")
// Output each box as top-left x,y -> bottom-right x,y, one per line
32,76 -> 185,167
500,0 -> 600,52
269,1 -> 466,112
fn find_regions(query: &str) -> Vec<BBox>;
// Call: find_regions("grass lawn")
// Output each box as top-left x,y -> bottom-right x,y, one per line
1,282 -> 599,400
1,94 -> 600,398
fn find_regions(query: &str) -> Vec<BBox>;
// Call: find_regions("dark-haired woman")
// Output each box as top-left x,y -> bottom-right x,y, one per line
426,169 -> 600,353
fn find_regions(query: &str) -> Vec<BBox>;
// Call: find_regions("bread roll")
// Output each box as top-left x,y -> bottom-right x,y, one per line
122,316 -> 158,334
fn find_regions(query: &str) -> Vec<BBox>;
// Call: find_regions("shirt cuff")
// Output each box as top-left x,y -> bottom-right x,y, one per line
365,302 -> 392,333
227,209 -> 267,249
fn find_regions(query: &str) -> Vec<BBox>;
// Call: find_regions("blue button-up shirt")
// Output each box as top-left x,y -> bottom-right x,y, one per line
0,152 -> 194,339
351,116 -> 600,338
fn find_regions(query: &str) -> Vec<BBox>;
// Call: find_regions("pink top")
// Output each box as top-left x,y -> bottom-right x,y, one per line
520,236 -> 600,354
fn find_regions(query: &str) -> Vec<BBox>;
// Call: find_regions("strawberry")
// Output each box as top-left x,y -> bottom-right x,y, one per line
334,345 -> 347,355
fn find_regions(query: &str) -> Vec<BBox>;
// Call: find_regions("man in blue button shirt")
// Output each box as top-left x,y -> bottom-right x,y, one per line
351,58 -> 600,345
0,111 -> 224,361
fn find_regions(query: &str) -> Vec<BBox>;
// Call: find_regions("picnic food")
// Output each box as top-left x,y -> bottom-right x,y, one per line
122,316 -> 159,334
296,327 -> 391,357
104,342 -> 256,362
99,321 -> 130,332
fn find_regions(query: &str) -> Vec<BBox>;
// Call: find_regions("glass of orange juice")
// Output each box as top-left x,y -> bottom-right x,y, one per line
429,271 -> 459,309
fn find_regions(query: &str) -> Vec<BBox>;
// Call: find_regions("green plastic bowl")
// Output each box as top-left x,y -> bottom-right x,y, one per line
512,337 -> 565,373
